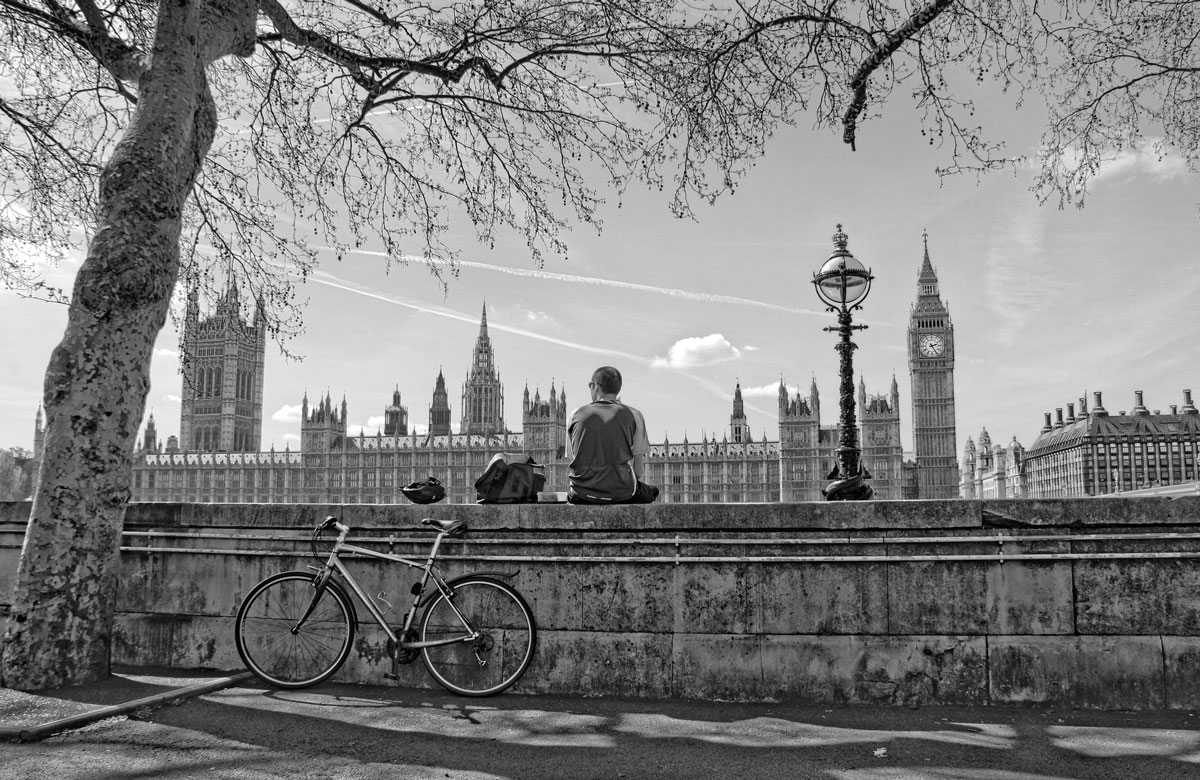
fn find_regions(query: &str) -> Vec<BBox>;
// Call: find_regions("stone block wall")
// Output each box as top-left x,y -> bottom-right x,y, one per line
2,497 -> 1199,708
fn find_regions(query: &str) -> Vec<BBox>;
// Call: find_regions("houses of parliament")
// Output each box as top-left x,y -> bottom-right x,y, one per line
109,235 -> 960,504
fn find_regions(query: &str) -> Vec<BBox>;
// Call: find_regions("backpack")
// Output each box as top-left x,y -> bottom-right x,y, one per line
474,452 -> 546,504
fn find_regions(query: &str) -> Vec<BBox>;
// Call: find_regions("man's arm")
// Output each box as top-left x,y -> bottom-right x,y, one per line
629,406 -> 650,481
563,411 -> 579,462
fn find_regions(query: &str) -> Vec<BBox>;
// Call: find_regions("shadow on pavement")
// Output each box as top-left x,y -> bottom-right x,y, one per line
6,666 -> 1199,779
109,674 -> 1200,780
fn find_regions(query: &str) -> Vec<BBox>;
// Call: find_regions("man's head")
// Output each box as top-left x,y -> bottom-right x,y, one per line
590,366 -> 622,398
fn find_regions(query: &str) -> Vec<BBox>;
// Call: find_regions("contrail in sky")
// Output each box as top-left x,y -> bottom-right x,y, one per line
312,246 -> 815,316
307,271 -> 647,364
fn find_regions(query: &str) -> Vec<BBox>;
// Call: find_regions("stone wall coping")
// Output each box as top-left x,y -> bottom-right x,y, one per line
6,496 -> 1200,531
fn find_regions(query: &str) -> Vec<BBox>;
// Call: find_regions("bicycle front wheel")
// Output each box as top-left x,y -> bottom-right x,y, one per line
235,571 -> 356,689
419,575 -> 536,696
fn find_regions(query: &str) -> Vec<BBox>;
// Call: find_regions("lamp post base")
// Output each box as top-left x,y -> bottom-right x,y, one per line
822,469 -> 874,501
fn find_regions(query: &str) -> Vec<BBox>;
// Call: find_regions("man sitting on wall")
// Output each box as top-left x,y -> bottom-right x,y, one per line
565,366 -> 660,504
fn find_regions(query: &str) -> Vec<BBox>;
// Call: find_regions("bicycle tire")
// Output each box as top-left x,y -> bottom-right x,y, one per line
235,571 -> 356,689
419,575 -> 536,697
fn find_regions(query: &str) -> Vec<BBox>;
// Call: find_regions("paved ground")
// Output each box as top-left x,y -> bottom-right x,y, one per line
2,667 -> 1199,779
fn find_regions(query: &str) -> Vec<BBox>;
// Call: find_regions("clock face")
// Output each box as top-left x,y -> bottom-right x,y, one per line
919,334 -> 945,358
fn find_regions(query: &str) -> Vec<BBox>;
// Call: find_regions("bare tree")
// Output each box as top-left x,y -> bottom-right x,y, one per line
1026,1 -> 1200,205
5,0 -> 1137,689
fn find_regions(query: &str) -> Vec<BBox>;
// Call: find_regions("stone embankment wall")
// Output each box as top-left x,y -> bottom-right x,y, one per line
2,498 -> 1198,708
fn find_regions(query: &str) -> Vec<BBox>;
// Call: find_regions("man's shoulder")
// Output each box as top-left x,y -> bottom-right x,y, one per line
568,401 -> 608,424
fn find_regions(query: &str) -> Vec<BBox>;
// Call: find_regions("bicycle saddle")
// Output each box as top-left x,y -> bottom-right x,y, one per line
420,517 -> 469,537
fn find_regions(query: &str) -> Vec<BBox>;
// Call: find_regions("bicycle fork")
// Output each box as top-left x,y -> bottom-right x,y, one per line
291,567 -> 336,635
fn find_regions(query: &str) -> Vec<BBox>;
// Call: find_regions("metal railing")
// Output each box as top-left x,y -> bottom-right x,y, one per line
112,528 -> 1200,566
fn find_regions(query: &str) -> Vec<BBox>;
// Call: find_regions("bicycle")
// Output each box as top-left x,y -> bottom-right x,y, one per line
234,516 -> 536,697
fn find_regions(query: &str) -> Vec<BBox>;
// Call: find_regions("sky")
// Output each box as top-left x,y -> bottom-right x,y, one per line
3,85 -> 1200,461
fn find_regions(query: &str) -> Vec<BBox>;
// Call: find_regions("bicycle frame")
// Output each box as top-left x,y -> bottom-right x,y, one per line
303,521 -> 480,651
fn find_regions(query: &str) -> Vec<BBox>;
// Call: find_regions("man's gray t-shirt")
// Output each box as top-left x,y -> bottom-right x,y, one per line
566,400 -> 649,501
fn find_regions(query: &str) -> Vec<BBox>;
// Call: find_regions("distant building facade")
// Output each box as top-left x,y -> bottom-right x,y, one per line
127,231 -> 953,504
960,428 -> 1026,499
963,390 -> 1200,498
131,287 -> 566,505
642,376 -> 904,503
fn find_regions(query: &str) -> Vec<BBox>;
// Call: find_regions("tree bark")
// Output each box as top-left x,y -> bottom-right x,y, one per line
0,0 -> 245,690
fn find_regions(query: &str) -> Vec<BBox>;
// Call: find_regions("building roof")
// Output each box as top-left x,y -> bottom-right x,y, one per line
1026,410 -> 1200,456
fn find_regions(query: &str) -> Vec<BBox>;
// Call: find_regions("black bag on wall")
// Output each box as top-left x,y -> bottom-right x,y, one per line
474,452 -> 546,503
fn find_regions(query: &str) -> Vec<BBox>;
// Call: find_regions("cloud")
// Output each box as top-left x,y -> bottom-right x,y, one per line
349,415 -> 386,437
154,347 -> 179,359
651,334 -> 742,369
1090,143 -> 1188,185
165,394 -> 182,404
740,382 -> 785,398
1050,138 -> 1189,189
272,404 -> 303,423
983,198 -> 1050,348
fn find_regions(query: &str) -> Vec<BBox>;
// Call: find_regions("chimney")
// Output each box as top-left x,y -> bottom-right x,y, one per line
1092,391 -> 1108,417
1133,390 -> 1150,416
1041,413 -> 1052,433
1183,389 -> 1198,415
1078,396 -> 1089,419
1054,408 -> 1064,429
1067,403 -> 1076,424
1172,405 -> 1178,415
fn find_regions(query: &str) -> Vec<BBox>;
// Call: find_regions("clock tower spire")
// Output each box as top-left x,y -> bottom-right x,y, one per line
908,231 -> 958,499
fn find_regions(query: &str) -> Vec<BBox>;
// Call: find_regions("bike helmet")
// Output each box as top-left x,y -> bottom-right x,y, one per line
401,476 -> 446,504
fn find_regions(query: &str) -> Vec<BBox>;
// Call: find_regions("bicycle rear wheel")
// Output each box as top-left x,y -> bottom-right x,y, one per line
235,571 -> 356,689
419,575 -> 536,696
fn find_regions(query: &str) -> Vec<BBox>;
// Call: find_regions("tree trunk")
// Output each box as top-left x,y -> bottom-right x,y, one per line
0,1 -> 225,690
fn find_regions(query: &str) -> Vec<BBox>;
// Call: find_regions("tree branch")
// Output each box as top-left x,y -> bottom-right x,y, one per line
842,0 -> 955,150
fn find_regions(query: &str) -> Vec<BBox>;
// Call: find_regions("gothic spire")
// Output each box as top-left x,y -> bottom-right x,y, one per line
917,230 -> 940,293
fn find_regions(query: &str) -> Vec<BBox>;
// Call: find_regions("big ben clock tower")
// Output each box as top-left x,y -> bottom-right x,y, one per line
908,232 -> 958,499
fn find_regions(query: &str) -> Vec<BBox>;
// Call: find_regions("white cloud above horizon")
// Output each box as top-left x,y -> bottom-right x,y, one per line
273,404 -> 303,423
740,382 -> 784,398
983,197 -> 1050,349
1046,137 -> 1190,191
652,334 -> 742,369
349,415 -> 386,437
1090,142 -> 1189,185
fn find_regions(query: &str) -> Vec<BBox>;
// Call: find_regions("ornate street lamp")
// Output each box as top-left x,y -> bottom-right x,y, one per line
812,224 -> 874,501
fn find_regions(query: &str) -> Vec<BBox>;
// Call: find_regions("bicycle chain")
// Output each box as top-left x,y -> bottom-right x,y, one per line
387,629 -> 421,665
